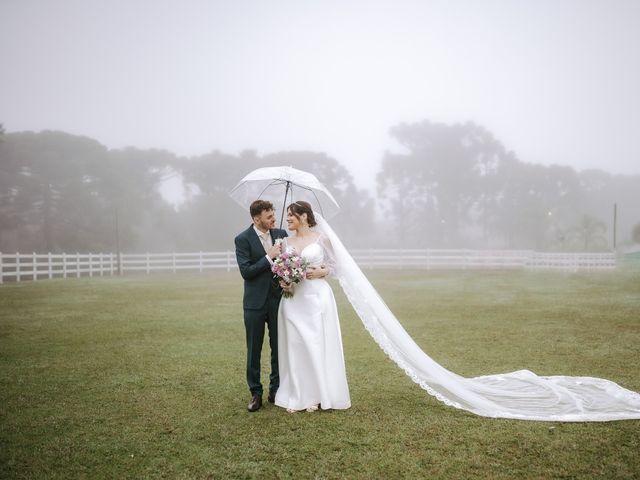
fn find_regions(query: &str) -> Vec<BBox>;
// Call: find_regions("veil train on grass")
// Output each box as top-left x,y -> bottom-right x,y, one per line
315,213 -> 640,422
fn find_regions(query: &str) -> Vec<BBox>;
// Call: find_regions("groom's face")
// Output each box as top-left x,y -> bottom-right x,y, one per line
253,208 -> 276,231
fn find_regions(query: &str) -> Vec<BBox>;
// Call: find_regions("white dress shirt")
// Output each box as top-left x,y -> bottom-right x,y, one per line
253,225 -> 274,263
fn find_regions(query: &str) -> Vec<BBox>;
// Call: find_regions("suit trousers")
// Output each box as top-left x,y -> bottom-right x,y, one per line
244,294 -> 280,396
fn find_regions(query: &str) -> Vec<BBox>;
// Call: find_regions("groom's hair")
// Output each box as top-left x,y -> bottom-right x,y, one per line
250,200 -> 274,218
287,201 -> 317,227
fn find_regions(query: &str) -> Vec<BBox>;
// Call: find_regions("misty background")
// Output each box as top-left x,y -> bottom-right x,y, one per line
1,0 -> 639,254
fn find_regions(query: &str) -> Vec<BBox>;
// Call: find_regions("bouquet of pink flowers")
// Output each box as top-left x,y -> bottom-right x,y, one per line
271,250 -> 309,298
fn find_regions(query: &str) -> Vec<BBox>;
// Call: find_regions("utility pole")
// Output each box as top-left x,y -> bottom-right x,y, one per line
613,203 -> 617,251
115,207 -> 121,275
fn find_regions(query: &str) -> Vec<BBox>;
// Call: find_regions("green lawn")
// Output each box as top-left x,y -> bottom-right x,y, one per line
1,270 -> 639,479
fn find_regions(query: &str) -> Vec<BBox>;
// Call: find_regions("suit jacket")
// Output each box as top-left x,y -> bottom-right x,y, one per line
235,225 -> 288,310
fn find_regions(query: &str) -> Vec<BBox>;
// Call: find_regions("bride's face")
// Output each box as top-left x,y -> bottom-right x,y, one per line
286,209 -> 306,231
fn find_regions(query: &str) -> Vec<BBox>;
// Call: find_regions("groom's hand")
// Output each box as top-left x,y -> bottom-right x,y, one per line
306,265 -> 328,279
267,243 -> 281,259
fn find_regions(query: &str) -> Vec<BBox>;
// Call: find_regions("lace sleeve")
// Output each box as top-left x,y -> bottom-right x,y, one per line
318,233 -> 337,277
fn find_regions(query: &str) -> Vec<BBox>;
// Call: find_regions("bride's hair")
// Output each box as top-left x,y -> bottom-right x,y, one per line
287,201 -> 317,227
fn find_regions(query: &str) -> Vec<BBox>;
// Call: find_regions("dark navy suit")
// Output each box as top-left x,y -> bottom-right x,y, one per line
234,225 -> 288,396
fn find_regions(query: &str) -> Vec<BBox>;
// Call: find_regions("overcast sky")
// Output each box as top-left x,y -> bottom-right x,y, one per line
1,0 -> 639,191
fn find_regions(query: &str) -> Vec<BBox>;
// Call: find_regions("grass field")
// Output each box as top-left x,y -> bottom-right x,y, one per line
1,270 -> 639,479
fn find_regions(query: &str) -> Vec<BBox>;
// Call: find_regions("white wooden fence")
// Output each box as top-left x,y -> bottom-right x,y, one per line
0,250 -> 616,283
0,253 -> 119,283
350,249 -> 617,271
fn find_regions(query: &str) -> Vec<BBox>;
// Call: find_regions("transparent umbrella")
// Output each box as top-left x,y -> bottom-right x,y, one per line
229,166 -> 340,227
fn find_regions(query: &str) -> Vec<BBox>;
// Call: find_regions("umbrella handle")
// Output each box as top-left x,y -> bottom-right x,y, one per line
279,181 -> 290,229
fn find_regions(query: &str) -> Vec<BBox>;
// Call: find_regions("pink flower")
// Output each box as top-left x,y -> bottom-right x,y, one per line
271,250 -> 309,298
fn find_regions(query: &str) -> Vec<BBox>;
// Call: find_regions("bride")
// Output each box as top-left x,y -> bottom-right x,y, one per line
273,201 -> 640,422
274,201 -> 351,412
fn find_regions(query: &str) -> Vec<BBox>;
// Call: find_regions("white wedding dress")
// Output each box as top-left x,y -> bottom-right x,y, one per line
274,238 -> 351,411
308,214 -> 640,422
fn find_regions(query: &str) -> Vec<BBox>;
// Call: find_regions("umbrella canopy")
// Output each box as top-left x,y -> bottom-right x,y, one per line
229,166 -> 340,226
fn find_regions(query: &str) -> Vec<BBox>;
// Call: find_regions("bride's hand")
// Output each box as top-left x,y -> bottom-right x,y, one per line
279,280 -> 293,292
306,265 -> 328,279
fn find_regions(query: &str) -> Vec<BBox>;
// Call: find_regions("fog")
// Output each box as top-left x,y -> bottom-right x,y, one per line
3,1 -> 640,184
1,1 -> 640,253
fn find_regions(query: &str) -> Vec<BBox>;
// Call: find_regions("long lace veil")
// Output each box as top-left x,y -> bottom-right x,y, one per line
315,214 -> 640,421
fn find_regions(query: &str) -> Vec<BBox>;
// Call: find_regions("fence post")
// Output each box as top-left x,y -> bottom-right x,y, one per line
16,252 -> 20,282
62,253 -> 67,278
146,253 -> 150,274
32,252 -> 37,281
172,253 -> 176,274
199,252 -> 203,273
99,253 -> 103,277
89,253 -> 93,277
0,252 -> 3,284
227,251 -> 231,272
48,252 -> 53,279
76,253 -> 80,278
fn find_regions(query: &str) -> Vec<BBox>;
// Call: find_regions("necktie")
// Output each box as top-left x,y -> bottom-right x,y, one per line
261,231 -> 272,252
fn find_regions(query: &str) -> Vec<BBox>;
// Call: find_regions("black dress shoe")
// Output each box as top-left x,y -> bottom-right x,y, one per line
267,391 -> 277,403
247,394 -> 262,412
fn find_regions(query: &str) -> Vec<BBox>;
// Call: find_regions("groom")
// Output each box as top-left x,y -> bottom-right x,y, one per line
234,200 -> 288,412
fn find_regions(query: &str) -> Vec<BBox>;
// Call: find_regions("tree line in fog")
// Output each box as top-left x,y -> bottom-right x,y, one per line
1,121 -> 639,254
